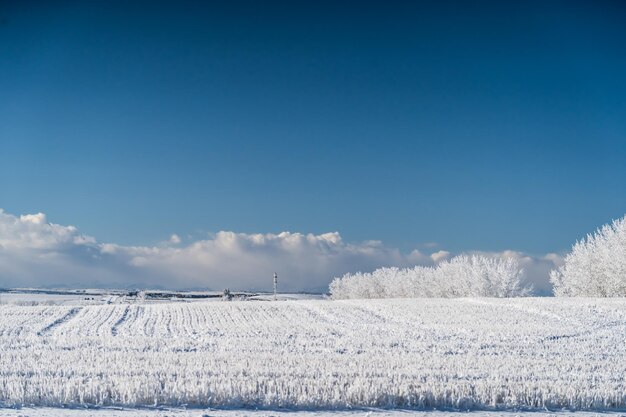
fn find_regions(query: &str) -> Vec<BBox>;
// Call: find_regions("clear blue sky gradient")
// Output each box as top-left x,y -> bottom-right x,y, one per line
1,1 -> 625,254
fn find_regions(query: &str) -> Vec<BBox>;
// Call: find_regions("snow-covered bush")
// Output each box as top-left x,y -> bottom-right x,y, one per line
551,215 -> 626,297
330,254 -> 529,299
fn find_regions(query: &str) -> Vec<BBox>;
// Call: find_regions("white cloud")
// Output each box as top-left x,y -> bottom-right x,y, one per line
430,250 -> 451,263
0,209 -> 561,293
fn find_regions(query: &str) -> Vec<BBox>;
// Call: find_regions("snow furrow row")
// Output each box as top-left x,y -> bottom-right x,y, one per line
0,298 -> 624,410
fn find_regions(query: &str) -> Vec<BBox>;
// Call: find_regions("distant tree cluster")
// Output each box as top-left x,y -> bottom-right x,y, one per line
330,255 -> 530,299
551,216 -> 626,297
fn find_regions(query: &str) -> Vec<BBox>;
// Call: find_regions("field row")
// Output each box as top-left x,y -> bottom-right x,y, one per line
0,298 -> 625,410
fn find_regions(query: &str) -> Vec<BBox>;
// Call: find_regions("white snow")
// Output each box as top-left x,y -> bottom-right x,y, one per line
0,408 -> 625,417
0,297 -> 624,412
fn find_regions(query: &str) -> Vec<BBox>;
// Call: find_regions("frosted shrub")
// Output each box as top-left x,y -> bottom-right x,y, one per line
551,215 -> 626,297
330,254 -> 529,299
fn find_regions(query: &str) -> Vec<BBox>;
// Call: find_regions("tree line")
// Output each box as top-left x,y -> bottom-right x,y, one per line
330,215 -> 626,299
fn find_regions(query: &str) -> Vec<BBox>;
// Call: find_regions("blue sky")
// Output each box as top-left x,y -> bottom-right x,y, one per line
1,1 -> 626,291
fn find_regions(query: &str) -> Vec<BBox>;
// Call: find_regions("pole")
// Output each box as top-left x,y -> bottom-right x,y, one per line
273,272 -> 278,301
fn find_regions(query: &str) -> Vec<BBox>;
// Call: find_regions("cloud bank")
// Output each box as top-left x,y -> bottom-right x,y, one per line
0,209 -> 561,293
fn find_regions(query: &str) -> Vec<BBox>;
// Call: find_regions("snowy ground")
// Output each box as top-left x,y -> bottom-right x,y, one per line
0,296 -> 625,413
0,289 -> 323,305
1,409 -> 626,417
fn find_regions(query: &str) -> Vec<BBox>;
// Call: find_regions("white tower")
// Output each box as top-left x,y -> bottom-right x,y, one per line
273,272 -> 278,301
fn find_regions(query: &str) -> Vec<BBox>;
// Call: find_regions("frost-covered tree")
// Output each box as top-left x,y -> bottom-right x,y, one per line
329,254 -> 529,299
551,215 -> 626,297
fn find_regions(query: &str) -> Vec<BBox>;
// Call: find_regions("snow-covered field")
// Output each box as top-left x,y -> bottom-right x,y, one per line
0,297 -> 625,413
0,289 -> 322,306
1,410 -> 625,417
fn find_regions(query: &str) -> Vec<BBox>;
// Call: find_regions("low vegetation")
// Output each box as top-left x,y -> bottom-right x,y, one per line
0,298 -> 624,410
